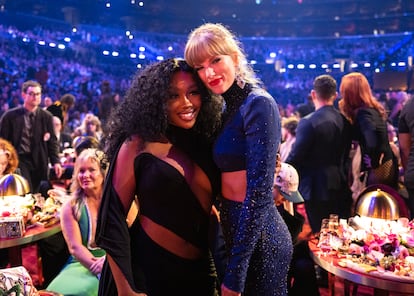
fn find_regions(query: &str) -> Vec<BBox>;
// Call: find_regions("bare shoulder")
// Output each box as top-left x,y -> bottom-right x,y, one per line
114,136 -> 143,180
112,136 -> 143,209
118,135 -> 143,161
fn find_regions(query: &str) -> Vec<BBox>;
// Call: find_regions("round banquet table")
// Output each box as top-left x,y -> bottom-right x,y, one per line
309,238 -> 414,296
0,223 -> 61,267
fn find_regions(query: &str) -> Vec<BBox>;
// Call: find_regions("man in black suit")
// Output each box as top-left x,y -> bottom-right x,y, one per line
0,80 -> 63,192
0,80 -> 68,288
286,74 -> 352,234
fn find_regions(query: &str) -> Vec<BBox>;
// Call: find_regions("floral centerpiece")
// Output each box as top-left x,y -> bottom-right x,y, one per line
0,193 -> 63,232
331,216 -> 414,277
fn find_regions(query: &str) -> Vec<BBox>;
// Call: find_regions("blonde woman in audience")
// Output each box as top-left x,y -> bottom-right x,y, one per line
47,148 -> 107,296
73,113 -> 103,142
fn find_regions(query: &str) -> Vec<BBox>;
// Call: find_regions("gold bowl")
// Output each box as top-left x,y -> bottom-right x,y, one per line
355,187 -> 399,220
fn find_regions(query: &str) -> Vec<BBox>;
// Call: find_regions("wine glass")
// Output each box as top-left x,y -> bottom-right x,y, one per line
318,218 -> 332,256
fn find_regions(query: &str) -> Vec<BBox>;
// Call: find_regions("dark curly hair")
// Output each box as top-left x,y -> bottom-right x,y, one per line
103,58 -> 223,161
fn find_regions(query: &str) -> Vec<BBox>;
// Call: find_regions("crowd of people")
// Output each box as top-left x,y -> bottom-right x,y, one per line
1,13 -> 414,296
1,13 -> 413,120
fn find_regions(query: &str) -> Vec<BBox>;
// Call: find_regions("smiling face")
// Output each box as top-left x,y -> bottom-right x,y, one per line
166,71 -> 202,129
194,54 -> 237,95
77,157 -> 104,193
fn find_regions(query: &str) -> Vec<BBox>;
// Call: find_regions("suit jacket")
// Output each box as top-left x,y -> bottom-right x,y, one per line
0,106 -> 60,180
286,105 -> 352,201
355,107 -> 394,170
57,132 -> 73,153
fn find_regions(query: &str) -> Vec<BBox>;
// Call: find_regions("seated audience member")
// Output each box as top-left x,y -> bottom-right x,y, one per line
52,116 -> 73,153
273,163 -> 320,296
46,136 -> 102,197
295,94 -> 315,119
73,136 -> 101,157
280,117 -> 298,162
73,113 -> 103,141
0,137 -> 20,268
47,116 -> 73,184
47,148 -> 107,295
0,137 -> 19,178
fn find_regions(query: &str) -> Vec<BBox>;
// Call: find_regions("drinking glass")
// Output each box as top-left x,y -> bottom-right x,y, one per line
318,218 -> 332,256
329,214 -> 339,234
318,232 -> 332,256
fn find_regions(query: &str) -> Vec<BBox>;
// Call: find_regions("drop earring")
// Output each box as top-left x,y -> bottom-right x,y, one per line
236,71 -> 245,89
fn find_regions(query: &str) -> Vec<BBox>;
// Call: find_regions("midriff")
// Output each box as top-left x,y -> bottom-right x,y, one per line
221,170 -> 247,203
139,215 -> 203,260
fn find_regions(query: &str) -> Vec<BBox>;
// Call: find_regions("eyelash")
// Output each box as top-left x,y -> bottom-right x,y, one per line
169,90 -> 200,100
195,57 -> 221,72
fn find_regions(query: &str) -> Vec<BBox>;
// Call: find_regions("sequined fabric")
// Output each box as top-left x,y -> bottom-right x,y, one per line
214,82 -> 293,295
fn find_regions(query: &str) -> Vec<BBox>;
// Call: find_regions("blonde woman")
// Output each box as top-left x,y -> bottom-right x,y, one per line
185,23 -> 292,296
47,148 -> 107,295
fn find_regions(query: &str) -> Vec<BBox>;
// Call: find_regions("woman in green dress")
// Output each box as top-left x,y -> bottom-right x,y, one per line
47,148 -> 107,296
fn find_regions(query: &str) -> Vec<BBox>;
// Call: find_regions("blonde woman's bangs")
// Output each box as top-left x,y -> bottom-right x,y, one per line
185,31 -> 232,66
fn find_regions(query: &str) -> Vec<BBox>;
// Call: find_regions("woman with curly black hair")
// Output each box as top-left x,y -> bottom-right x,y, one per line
96,58 -> 223,296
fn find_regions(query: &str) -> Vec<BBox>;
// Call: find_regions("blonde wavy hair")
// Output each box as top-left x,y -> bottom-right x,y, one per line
70,148 -> 107,220
184,23 -> 262,87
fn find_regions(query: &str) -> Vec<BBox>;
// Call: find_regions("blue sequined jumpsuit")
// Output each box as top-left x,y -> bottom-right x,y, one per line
214,82 -> 293,295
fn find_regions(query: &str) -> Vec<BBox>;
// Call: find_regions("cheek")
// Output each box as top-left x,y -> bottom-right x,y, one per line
165,103 -> 175,119
77,174 -> 83,183
197,71 -> 208,84
190,96 -> 202,109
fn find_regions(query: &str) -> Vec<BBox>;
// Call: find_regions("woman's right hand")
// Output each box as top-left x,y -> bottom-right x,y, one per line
89,255 -> 106,275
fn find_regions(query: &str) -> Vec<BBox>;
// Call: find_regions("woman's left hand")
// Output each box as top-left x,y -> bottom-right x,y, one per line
89,255 -> 106,275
